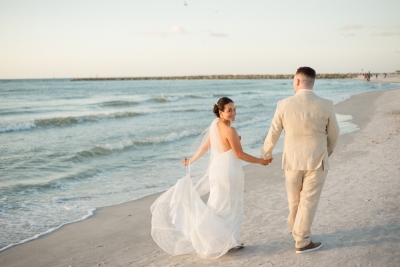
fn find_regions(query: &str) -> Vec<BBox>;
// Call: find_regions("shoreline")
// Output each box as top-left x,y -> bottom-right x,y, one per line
72,73 -> 359,81
1,88 -> 400,266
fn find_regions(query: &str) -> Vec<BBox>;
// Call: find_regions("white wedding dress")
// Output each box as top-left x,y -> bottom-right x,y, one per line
150,118 -> 244,259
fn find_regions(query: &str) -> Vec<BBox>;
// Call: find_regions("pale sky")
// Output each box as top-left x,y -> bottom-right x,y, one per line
1,0 -> 399,79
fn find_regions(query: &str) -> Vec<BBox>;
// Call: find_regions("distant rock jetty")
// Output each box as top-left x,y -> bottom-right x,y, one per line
72,73 -> 359,81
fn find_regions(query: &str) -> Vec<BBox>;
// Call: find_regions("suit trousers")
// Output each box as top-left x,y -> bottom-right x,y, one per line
284,165 -> 327,248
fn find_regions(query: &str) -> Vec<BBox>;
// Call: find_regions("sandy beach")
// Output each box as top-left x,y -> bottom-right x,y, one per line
354,73 -> 400,84
1,81 -> 400,266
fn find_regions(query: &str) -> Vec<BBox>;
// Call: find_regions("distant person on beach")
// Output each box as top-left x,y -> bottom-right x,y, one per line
384,73 -> 387,78
376,74 -> 378,79
261,67 -> 340,254
150,97 -> 271,259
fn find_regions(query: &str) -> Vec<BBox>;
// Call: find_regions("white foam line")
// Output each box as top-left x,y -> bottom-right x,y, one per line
0,207 -> 96,253
0,187 -> 176,253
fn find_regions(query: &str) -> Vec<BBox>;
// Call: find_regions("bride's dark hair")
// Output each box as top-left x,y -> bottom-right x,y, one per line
213,97 -> 233,118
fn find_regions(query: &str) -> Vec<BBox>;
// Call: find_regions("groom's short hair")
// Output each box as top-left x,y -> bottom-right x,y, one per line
296,67 -> 316,79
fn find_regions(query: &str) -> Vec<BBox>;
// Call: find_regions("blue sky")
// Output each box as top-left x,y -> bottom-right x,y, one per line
1,0 -> 399,79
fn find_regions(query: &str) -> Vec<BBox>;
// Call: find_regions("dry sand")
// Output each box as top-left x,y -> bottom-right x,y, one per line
1,85 -> 400,266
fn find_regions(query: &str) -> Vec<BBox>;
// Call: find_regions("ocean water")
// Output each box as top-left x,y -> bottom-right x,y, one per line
0,78 -> 398,251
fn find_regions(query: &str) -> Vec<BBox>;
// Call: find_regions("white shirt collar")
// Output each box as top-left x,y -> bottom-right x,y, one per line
297,89 -> 313,92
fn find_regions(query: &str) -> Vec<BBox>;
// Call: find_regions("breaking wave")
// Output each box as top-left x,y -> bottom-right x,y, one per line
152,96 -> 180,103
0,111 -> 141,133
71,130 -> 198,162
99,100 -> 138,107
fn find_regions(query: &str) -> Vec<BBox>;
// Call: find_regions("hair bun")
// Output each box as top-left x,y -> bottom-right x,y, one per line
213,103 -> 220,117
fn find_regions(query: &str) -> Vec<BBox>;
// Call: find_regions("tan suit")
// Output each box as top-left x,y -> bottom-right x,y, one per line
262,89 -> 340,248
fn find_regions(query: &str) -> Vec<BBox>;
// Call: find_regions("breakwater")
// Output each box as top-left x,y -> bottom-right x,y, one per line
72,73 -> 359,81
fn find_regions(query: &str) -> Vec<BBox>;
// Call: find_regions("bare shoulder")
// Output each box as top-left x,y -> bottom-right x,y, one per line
220,123 -> 236,135
226,126 -> 239,137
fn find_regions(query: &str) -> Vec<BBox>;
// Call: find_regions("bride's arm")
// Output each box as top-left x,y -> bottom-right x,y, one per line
182,136 -> 210,166
227,127 -> 271,165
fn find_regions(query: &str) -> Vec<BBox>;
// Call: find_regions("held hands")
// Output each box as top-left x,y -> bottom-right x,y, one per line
260,158 -> 273,166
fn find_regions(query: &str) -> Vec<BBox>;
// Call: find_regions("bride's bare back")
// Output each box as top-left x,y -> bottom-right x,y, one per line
216,121 -> 235,152
183,98 -> 272,166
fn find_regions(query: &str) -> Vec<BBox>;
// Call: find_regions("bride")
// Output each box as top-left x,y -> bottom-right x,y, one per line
150,97 -> 272,259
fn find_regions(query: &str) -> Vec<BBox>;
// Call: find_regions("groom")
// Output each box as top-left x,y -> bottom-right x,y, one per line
261,67 -> 340,253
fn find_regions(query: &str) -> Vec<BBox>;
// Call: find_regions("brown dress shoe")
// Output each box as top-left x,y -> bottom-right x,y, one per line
296,241 -> 322,254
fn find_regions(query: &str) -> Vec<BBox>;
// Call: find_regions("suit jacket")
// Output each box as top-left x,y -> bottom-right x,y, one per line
261,90 -> 340,170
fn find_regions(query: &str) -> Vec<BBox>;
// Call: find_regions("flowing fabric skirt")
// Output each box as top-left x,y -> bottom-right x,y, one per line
150,150 -> 244,259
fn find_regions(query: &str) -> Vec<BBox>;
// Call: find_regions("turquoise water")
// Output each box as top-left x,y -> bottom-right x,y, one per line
0,78 -> 398,251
